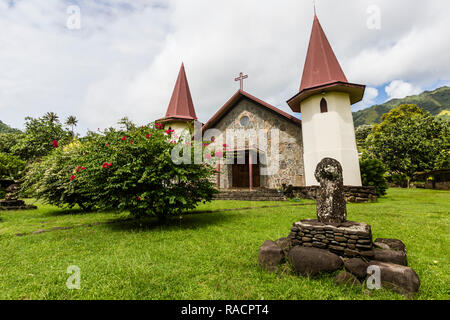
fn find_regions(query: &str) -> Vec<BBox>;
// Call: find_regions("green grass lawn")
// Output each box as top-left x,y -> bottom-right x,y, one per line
0,188 -> 448,300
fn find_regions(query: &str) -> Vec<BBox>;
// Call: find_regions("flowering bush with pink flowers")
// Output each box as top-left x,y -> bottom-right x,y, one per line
21,140 -> 95,211
23,121 -> 218,220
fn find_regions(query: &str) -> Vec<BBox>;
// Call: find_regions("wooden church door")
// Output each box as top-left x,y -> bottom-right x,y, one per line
232,153 -> 260,188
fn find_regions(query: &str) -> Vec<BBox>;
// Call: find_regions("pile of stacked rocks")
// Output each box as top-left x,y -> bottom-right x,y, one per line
258,158 -> 420,297
289,219 -> 374,259
0,183 -> 37,211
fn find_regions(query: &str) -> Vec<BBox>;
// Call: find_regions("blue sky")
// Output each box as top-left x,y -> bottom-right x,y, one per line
0,0 -> 449,133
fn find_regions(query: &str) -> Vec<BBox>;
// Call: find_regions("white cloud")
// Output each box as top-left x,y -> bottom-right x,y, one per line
0,0 -> 449,133
352,87 -> 379,111
385,80 -> 422,99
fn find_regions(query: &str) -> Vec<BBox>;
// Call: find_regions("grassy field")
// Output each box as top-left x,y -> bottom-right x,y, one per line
0,188 -> 448,300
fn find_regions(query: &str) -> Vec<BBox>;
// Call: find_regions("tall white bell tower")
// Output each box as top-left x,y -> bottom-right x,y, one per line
287,14 -> 365,186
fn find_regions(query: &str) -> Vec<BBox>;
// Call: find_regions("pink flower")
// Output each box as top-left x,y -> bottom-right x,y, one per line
214,151 -> 224,159
205,154 -> 212,160
121,136 -> 127,141
203,143 -> 210,147
223,144 -> 228,148
52,140 -> 59,148
102,162 -> 112,169
76,166 -> 86,172
164,129 -> 175,135
155,123 -> 163,129
105,143 -> 110,147
70,175 -> 76,181
185,142 -> 191,146
146,133 -> 152,139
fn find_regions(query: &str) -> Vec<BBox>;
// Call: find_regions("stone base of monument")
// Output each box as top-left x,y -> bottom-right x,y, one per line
288,219 -> 374,259
258,158 -> 420,297
258,234 -> 420,297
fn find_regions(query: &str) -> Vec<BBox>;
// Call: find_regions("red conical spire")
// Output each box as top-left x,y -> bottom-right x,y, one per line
299,14 -> 348,91
164,63 -> 197,121
287,14 -> 365,112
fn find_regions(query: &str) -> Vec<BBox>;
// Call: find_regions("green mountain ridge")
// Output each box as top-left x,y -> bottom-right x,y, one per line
353,86 -> 450,127
0,120 -> 21,134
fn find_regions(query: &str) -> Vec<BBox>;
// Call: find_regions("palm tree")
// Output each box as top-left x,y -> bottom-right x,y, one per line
65,115 -> 78,136
44,112 -> 59,124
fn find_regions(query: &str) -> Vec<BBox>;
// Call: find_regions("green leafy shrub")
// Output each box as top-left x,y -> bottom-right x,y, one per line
21,140 -> 94,211
365,104 -> 449,187
23,123 -> 218,220
11,115 -> 71,161
359,158 -> 388,196
74,125 -> 218,220
0,152 -> 26,180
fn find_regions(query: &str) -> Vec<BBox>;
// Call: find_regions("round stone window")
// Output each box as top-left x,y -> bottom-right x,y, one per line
240,116 -> 250,127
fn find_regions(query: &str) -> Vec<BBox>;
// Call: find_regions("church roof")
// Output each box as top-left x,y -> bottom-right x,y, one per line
287,14 -> 365,112
158,63 -> 197,122
202,90 -> 301,131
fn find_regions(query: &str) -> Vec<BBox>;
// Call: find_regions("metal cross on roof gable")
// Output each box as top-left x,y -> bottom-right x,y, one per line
235,72 -> 248,91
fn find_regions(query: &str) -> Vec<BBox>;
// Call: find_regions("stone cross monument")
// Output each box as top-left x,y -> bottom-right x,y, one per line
314,158 -> 347,224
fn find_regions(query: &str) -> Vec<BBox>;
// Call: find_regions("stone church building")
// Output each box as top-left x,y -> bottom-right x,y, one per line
157,13 -> 365,191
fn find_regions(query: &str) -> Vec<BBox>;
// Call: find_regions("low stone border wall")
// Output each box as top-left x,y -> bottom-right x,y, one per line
288,219 -> 374,258
284,186 -> 377,203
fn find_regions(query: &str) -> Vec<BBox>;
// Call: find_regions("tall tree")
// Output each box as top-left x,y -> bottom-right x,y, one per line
65,115 -> 78,136
365,104 -> 449,187
11,114 -> 71,161
43,112 -> 59,124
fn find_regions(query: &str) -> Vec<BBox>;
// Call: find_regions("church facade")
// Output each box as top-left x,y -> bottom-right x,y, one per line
157,14 -> 365,190
202,90 -> 305,189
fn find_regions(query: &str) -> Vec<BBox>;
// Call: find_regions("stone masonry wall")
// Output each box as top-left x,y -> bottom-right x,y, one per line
287,186 -> 377,203
210,98 -> 305,189
288,219 -> 374,259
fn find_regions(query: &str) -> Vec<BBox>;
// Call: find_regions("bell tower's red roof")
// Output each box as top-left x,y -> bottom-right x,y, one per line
160,63 -> 197,122
287,14 -> 365,112
299,14 -> 348,91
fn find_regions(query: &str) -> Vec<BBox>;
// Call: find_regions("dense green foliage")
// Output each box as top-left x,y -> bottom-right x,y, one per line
22,123 -> 218,220
359,158 -> 388,196
355,124 -> 373,151
21,140 -> 94,211
353,86 -> 450,126
364,104 -> 449,187
0,152 -> 26,180
0,132 -> 24,154
11,115 -> 71,161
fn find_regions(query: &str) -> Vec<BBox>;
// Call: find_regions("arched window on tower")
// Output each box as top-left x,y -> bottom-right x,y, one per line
320,98 -> 328,113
